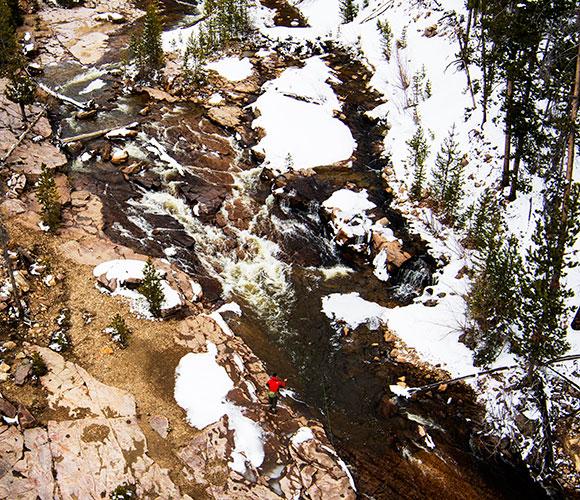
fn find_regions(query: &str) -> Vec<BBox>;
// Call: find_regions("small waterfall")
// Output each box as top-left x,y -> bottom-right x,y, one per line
391,257 -> 432,300
127,169 -> 296,332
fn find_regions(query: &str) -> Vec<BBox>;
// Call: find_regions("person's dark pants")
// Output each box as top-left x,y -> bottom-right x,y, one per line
268,391 -> 278,412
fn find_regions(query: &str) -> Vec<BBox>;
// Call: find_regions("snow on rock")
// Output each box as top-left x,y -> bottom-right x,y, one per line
291,427 -> 315,446
372,248 -> 389,282
174,342 -> 264,473
321,292 -> 389,331
208,93 -> 224,105
389,384 -> 412,398
93,259 -> 182,318
206,56 -> 253,81
322,189 -> 376,217
209,302 -> 242,336
224,403 -> 265,474
93,259 -> 148,284
175,342 -> 234,429
251,57 -> 355,172
322,189 -> 376,251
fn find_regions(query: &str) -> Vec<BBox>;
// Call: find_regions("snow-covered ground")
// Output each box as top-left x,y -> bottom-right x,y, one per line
251,57 -> 356,172
174,341 -> 264,474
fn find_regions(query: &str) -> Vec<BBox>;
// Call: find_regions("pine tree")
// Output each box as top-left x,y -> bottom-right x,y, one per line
467,226 -> 523,366
35,164 -> 61,232
0,0 -> 19,76
340,0 -> 358,24
407,126 -> 429,200
6,0 -> 22,27
430,125 -> 464,223
515,182 -> 580,366
139,258 -> 164,318
129,0 -> 164,81
376,20 -> 392,60
5,70 -> 36,123
464,189 -> 499,250
107,313 -> 131,348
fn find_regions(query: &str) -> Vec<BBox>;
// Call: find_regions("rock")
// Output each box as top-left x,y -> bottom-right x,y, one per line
17,405 -> 35,428
2,342 -> 16,350
13,361 -> 32,386
75,109 -> 97,120
71,190 -> 91,208
55,175 -> 71,206
0,199 -> 26,216
371,235 -> 411,269
0,364 -> 10,374
141,87 -> 178,103
423,299 -> 438,307
65,141 -> 83,156
120,162 -> 142,175
13,270 -> 30,293
379,395 -> 398,418
571,306 -> 580,330
0,398 -> 17,418
424,24 -> 438,37
69,32 -> 109,65
111,149 -> 129,164
149,415 -> 170,439
7,173 -> 26,195
207,106 -> 242,128
0,374 -> 8,383
94,12 -> 126,23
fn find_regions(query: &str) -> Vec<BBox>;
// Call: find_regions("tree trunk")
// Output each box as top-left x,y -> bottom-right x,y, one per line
501,78 -> 514,187
551,13 -> 580,291
508,136 -> 522,201
0,222 -> 23,320
563,15 -> 580,218
19,103 -> 27,123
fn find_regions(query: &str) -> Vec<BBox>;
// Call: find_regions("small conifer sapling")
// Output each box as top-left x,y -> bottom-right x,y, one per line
35,164 -> 61,232
139,258 -> 164,318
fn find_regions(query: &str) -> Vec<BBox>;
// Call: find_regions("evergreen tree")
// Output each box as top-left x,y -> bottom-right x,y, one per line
407,126 -> 429,200
129,0 -> 164,81
107,314 -> 131,348
376,19 -> 392,60
139,258 -> 164,318
5,69 -> 36,123
515,182 -> 580,366
6,0 -> 22,27
430,125 -> 464,223
35,164 -> 61,232
183,0 -> 251,86
0,0 -> 19,76
340,0 -> 358,24
467,225 -> 522,366
463,189 -> 500,250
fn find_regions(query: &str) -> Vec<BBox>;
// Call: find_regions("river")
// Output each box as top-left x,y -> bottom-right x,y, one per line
41,0 -> 549,497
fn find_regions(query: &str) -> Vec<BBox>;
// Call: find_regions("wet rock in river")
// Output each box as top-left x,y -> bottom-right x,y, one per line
207,106 -> 243,128
111,149 -> 129,164
75,109 -> 98,120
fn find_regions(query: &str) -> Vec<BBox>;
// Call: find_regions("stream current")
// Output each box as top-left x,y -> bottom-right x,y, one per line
42,1 -> 550,498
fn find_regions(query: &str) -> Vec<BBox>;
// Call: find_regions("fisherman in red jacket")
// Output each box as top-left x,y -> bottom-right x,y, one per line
266,373 -> 286,413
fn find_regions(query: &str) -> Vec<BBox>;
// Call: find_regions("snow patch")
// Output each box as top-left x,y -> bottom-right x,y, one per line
291,427 -> 315,446
251,57 -> 355,172
174,342 -> 264,473
206,56 -> 253,81
321,292 -> 389,330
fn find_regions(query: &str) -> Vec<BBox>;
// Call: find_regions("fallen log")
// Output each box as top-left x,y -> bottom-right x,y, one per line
61,128 -> 114,144
0,106 -> 48,164
61,123 -> 138,144
37,82 -> 91,111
